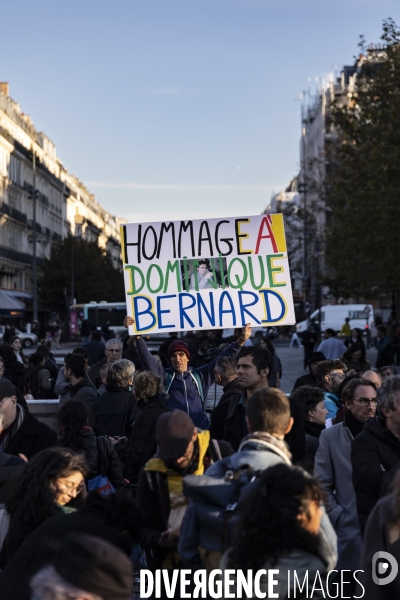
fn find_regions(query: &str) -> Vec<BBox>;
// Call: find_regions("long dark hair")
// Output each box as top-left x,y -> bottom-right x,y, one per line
58,400 -> 89,452
343,342 -> 366,364
227,464 -> 323,570
5,447 -> 88,528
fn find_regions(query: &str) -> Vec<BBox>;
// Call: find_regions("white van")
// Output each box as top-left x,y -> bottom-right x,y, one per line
296,304 -> 374,336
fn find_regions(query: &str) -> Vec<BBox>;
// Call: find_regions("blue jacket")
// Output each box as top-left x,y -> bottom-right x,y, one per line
324,391 -> 341,420
136,338 -> 242,429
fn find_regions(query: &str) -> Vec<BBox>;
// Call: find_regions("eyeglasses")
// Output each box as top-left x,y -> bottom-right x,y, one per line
56,481 -> 84,496
353,397 -> 377,407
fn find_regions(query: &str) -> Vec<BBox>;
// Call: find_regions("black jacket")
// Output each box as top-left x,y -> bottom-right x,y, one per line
351,417 -> 400,530
92,386 -> 141,438
58,430 -> 125,489
88,357 -> 107,389
68,376 -> 98,418
117,394 -> 170,482
0,499 -> 133,600
4,362 -> 25,394
304,421 -> 325,471
4,408 -> 57,459
292,372 -> 318,391
0,453 -> 25,502
285,397 -> 307,464
137,436 -> 233,569
209,378 -> 243,451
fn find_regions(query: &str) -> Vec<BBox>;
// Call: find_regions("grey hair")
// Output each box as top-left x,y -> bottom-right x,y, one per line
377,375 -> 400,416
30,565 -> 102,600
215,356 -> 237,378
105,338 -> 123,350
107,359 -> 135,388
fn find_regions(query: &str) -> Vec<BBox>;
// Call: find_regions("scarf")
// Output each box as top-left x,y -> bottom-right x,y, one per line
238,431 -> 292,463
305,421 -> 325,439
1,404 -> 25,452
344,410 -> 364,439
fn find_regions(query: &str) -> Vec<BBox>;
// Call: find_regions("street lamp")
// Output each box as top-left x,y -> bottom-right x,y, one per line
28,150 -> 40,324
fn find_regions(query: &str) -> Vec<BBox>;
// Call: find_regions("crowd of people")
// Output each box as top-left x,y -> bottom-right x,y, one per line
0,318 -> 400,598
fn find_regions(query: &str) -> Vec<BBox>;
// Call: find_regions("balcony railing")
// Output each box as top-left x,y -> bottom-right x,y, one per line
0,202 -> 27,225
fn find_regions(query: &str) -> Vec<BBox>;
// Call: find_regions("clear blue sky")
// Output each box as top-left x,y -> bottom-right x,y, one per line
0,0 -> 396,222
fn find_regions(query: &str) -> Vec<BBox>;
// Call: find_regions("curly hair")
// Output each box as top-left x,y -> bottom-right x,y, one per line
377,375 -> 400,417
227,464 -> 323,570
290,385 -> 325,419
133,370 -> 162,400
58,401 -> 89,452
5,447 -> 88,528
315,360 -> 345,386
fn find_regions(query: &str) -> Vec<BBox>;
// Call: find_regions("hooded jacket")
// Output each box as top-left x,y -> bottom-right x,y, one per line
136,337 -> 243,430
351,417 -> 400,530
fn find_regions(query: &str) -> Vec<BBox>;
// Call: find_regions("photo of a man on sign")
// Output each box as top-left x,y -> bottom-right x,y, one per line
190,260 -> 215,290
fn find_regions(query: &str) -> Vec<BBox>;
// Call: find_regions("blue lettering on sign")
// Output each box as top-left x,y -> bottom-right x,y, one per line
179,293 -> 196,329
157,295 -> 176,329
133,296 -> 156,332
238,291 -> 261,325
197,292 -> 216,327
259,289 -> 286,323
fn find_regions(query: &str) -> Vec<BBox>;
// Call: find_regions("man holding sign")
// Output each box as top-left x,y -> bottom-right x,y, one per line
121,214 -> 295,428
124,316 -> 251,429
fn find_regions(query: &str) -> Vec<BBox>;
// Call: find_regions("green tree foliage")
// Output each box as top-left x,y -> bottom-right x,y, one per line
325,19 -> 400,298
38,236 -> 125,315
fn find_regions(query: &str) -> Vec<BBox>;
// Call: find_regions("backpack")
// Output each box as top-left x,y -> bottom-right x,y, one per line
182,460 -> 262,570
87,437 -> 115,495
165,370 -> 204,404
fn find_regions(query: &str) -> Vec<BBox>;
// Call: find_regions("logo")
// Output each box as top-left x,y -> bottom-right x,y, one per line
372,551 -> 398,586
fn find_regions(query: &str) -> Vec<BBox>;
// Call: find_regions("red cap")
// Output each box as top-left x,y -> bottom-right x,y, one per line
168,340 -> 190,360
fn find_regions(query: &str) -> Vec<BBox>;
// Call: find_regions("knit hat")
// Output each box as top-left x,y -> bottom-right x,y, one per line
156,410 -> 195,461
55,533 -> 132,600
168,340 -> 190,360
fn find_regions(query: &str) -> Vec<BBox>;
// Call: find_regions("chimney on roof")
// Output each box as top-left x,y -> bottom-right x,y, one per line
0,82 -> 9,97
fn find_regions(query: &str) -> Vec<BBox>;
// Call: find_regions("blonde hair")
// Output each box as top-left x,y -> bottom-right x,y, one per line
133,371 -> 162,401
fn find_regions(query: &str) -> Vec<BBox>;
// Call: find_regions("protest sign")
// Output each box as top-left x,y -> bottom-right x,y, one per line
120,215 -> 296,333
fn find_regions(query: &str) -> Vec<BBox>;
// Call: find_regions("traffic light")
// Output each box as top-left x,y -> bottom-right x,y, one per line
28,189 -> 40,200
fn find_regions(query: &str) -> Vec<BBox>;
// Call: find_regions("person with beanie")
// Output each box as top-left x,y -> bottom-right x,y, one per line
29,533 -> 133,600
124,317 -> 251,429
136,409 -> 233,571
